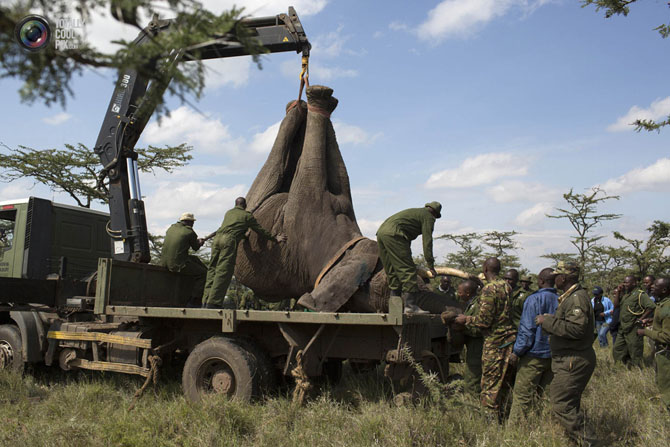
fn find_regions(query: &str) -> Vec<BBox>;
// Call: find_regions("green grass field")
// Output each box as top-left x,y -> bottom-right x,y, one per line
1,344 -> 668,447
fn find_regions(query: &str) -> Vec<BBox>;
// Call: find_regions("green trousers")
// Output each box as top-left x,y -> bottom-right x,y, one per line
657,349 -> 670,409
464,337 -> 483,396
202,234 -> 238,307
550,349 -> 598,445
376,232 -> 418,293
509,356 -> 552,421
178,255 -> 207,305
612,328 -> 644,366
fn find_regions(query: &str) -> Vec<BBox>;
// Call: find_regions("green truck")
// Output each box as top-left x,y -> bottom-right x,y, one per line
0,10 -> 454,402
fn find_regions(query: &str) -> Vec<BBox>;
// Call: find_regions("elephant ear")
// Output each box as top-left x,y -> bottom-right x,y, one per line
246,100 -> 307,212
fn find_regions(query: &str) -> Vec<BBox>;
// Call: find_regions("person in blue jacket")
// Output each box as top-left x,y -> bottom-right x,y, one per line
508,267 -> 559,421
591,286 -> 614,347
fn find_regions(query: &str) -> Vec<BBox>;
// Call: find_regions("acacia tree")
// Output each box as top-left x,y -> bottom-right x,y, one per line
437,232 -> 485,273
546,187 -> 621,274
613,220 -> 670,278
481,230 -> 521,269
582,0 -> 670,131
0,142 -> 191,208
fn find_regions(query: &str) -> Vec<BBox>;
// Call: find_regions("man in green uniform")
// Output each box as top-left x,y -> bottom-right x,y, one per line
160,212 -> 207,307
612,275 -> 656,367
520,275 -> 533,293
505,268 -> 527,330
376,202 -> 441,314
202,197 -> 286,309
535,261 -> 599,447
436,275 -> 457,301
458,279 -> 483,396
639,277 -> 670,411
454,257 -> 516,420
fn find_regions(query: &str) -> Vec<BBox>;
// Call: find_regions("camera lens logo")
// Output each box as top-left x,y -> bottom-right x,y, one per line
15,15 -> 51,52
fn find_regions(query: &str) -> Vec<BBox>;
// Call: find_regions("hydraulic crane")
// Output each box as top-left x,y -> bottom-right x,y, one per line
93,7 -> 310,263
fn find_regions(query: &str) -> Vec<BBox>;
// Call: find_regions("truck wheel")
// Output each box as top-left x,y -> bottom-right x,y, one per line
230,337 -> 277,395
182,337 -> 261,403
0,324 -> 24,373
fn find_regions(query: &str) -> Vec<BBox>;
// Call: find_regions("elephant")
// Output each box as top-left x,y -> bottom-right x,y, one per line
234,85 -> 462,317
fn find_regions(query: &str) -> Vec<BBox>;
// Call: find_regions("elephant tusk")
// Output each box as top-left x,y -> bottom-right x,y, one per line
416,266 -> 472,280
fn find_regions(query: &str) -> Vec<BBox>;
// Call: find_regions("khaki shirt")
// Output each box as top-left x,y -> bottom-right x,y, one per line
217,206 -> 276,243
160,221 -> 199,271
541,284 -> 594,355
643,296 -> 670,347
619,288 -> 655,332
376,207 -> 436,267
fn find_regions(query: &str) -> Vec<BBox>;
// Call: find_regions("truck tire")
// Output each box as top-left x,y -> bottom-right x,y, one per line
230,337 -> 277,395
0,324 -> 24,373
182,336 -> 261,403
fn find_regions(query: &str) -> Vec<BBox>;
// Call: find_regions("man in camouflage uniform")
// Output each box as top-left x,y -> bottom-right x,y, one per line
160,212 -> 207,307
458,279 -> 483,396
455,257 -> 516,419
202,197 -> 286,309
612,275 -> 656,367
520,275 -> 533,293
376,202 -> 442,314
639,277 -> 670,411
536,261 -> 599,446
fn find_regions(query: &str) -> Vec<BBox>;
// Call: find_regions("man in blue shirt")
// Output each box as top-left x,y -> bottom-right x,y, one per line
591,286 -> 614,347
508,267 -> 559,421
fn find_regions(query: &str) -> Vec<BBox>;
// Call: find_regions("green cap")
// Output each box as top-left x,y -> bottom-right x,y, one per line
425,201 -> 442,218
553,261 -> 579,275
520,276 -> 532,282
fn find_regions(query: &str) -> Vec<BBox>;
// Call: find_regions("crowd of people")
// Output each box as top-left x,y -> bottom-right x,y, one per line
433,261 -> 670,447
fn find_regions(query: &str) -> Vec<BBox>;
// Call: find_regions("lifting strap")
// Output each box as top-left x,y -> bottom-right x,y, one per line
314,236 -> 367,288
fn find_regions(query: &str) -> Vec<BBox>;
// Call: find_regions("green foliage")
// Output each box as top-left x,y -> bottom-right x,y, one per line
437,231 -> 521,273
546,187 -> 620,275
0,142 -> 192,207
0,1 -> 265,115
613,220 -> 670,278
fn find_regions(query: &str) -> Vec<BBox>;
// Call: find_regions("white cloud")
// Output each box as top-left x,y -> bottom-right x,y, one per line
203,0 -> 328,17
145,181 -> 247,221
598,158 -> 670,194
357,219 -> 384,239
514,202 -> 554,226
425,152 -> 530,189
143,106 -> 242,155
417,0 -> 514,42
199,58 -> 253,89
607,97 -> 670,132
311,25 -> 351,58
310,62 -> 358,81
333,122 -> 381,146
42,112 -> 72,125
416,0 -> 549,42
249,121 -> 281,154
486,180 -> 559,203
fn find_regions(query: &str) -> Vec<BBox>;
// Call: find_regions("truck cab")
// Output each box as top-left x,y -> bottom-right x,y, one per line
0,197 -> 110,280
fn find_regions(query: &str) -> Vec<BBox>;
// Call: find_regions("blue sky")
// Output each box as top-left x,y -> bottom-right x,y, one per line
1,0 -> 669,272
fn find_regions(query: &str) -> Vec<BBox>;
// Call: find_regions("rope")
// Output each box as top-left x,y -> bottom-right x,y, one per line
314,236 -> 367,288
287,55 -> 310,114
290,350 -> 312,405
128,354 -> 162,411
627,291 -> 646,316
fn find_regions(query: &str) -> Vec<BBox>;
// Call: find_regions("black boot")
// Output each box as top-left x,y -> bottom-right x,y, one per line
402,292 -> 429,314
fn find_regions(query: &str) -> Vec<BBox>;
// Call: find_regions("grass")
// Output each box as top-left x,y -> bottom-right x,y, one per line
1,344 -> 668,447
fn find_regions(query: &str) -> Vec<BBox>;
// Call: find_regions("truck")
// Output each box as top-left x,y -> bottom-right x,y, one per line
0,8 -> 454,402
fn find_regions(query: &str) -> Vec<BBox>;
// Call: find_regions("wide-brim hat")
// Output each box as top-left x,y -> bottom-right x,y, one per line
179,212 -> 196,222
425,201 -> 442,218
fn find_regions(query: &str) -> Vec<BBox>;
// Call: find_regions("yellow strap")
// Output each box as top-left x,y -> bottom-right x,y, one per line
69,358 -> 151,377
47,331 -> 152,349
314,236 -> 367,288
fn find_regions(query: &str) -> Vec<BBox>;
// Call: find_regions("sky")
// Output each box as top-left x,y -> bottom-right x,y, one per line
1,0 -> 669,272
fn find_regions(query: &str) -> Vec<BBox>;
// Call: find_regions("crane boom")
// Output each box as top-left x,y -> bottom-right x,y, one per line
93,7 -> 310,263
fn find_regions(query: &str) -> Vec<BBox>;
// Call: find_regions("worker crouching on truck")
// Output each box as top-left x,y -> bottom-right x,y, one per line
202,197 -> 287,309
160,213 -> 207,308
